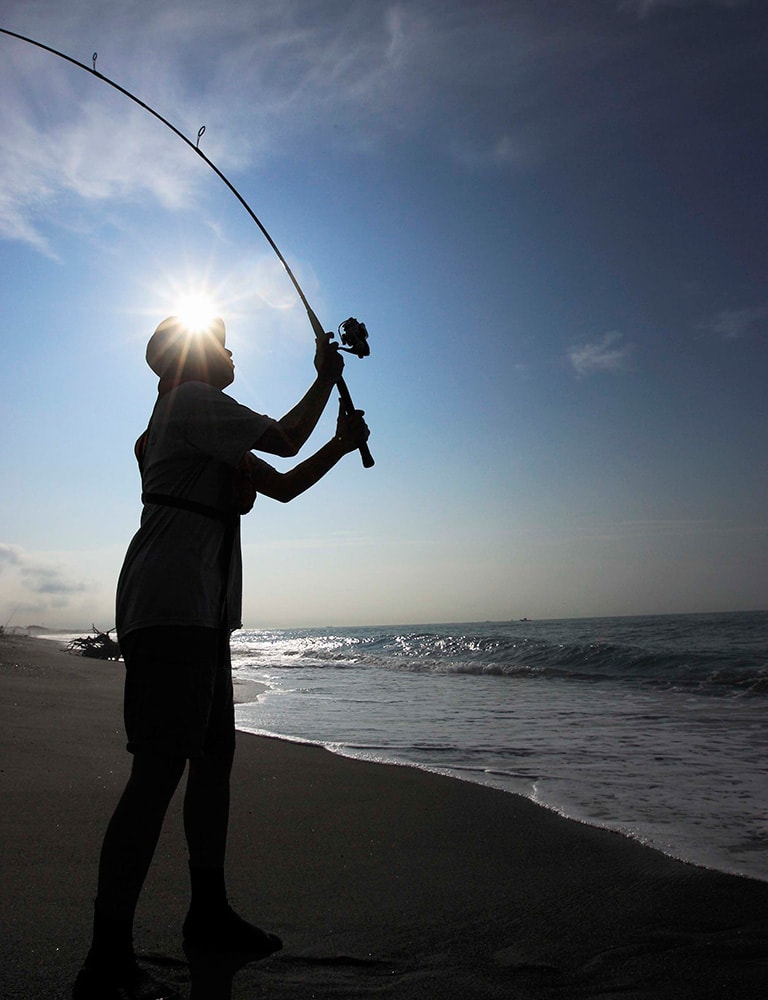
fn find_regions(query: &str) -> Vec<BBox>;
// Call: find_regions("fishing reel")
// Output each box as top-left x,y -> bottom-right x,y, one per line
338,317 -> 370,358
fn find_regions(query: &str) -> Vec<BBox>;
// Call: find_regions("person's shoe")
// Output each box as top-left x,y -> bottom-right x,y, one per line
72,960 -> 182,1000
182,905 -> 282,956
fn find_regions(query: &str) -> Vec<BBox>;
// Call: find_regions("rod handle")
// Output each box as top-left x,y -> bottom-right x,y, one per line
336,376 -> 375,468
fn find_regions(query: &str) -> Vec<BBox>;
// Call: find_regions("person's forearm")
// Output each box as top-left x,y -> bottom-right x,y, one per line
255,335 -> 345,457
275,374 -> 338,454
265,437 -> 348,502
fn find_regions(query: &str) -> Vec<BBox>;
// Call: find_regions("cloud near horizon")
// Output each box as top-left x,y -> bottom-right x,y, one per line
0,543 -> 88,613
0,543 -> 23,570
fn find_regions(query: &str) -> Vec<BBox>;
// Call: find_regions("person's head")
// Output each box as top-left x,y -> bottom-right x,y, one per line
145,316 -> 234,389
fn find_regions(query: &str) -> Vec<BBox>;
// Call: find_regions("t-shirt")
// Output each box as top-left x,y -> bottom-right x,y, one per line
116,381 -> 277,638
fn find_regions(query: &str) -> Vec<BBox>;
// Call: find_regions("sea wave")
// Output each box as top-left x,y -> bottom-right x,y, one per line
231,618 -> 768,698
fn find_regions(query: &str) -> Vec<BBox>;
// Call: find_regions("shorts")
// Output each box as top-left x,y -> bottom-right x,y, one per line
121,626 -> 235,759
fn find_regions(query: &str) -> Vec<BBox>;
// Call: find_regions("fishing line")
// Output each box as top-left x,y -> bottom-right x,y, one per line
0,26 -> 374,467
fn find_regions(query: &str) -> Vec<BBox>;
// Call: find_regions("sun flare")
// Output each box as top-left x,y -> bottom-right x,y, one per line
174,292 -> 220,333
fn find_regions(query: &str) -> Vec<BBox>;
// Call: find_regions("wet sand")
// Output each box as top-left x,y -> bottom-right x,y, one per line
2,633 -> 767,999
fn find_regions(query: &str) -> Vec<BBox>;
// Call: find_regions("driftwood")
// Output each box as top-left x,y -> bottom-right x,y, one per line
68,625 -> 121,660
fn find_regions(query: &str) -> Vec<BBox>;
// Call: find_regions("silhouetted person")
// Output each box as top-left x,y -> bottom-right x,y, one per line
73,316 -> 369,1000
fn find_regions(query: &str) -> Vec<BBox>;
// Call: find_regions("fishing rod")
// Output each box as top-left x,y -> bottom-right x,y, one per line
0,26 -> 374,467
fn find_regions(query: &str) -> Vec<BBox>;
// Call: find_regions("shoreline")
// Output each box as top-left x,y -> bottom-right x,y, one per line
238,722 -> 766,886
9,631 -> 768,881
2,634 -> 768,999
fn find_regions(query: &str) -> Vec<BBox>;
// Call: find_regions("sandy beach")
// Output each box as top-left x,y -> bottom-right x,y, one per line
2,634 -> 767,999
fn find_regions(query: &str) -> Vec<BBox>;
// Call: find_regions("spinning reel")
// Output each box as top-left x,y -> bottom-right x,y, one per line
338,317 -> 370,358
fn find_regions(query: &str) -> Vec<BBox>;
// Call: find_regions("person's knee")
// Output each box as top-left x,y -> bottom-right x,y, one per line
129,750 -> 187,798
188,748 -> 235,785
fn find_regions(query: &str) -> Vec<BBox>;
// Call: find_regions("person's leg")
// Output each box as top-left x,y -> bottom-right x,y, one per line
182,749 -> 237,937
183,748 -> 233,922
86,752 -> 187,970
180,631 -> 280,956
182,628 -> 236,915
181,748 -> 281,956
183,749 -> 233,872
97,752 -> 188,920
74,627 -> 220,997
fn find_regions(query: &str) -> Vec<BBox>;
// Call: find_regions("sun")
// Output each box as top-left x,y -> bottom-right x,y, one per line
174,292 -> 220,333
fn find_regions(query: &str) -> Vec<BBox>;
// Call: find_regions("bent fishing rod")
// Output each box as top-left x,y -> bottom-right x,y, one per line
0,26 -> 374,467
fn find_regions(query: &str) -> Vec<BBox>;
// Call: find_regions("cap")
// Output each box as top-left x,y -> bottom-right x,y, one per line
146,316 -> 226,377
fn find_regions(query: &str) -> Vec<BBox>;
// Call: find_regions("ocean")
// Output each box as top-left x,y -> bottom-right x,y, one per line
231,611 -> 768,883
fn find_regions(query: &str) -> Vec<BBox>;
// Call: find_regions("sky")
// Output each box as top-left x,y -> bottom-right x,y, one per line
1,0 -> 766,630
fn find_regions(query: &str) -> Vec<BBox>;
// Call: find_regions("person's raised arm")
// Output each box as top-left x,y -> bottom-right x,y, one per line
246,404 -> 369,503
255,334 -> 345,457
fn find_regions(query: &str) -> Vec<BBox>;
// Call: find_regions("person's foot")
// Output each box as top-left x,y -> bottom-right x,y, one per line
182,905 -> 282,956
72,960 -> 182,1000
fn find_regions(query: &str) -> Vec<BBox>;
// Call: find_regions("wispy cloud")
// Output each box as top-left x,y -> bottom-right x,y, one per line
0,1 -> 628,250
704,306 -> 768,340
0,89 -> 202,255
618,0 -> 744,16
0,1 -> 420,248
0,0 -> 753,252
568,331 -> 633,376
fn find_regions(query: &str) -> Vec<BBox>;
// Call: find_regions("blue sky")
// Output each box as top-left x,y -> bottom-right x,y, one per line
1,0 -> 766,629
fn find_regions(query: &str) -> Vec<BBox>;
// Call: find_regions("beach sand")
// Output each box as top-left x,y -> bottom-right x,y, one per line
2,634 -> 767,999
